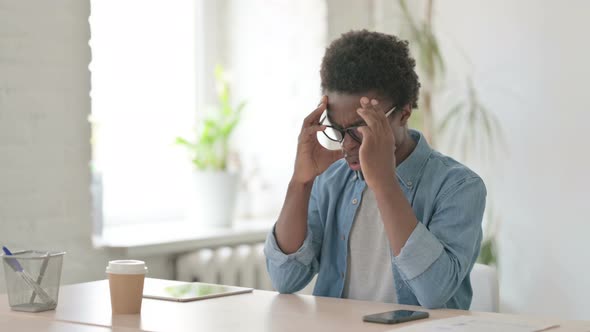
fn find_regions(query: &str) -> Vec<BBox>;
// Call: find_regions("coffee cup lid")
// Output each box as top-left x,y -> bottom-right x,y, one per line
106,260 -> 148,275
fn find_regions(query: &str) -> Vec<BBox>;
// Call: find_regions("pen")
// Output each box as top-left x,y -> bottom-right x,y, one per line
29,251 -> 50,304
2,246 -> 55,305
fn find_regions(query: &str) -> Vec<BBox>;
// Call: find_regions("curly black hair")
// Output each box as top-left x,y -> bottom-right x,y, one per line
320,30 -> 420,109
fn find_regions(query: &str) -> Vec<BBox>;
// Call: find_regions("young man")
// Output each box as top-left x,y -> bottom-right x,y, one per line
264,30 -> 486,310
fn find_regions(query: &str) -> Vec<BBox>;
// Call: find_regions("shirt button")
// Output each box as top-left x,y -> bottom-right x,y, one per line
341,272 -> 345,279
351,198 -> 358,205
407,181 -> 413,186
341,235 -> 345,241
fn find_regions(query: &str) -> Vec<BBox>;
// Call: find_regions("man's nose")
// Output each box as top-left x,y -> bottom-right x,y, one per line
341,133 -> 359,150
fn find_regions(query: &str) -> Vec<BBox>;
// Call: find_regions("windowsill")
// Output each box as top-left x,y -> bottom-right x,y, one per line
92,218 -> 275,257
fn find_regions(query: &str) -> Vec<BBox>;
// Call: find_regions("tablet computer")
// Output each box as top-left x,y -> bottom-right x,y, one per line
143,279 -> 253,302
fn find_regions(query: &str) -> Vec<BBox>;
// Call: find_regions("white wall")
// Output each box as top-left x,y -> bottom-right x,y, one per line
0,0 -> 174,293
427,0 -> 590,320
0,0 -> 107,291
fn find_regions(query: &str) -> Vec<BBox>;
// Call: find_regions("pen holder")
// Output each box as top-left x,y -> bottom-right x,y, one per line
1,250 -> 65,312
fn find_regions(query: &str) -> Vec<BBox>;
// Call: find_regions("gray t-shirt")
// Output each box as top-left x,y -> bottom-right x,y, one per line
341,188 -> 397,303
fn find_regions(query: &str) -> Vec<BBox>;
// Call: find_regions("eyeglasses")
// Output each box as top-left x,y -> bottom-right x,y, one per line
320,106 -> 396,144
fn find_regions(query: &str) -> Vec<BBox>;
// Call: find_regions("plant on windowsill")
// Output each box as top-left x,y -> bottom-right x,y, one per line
176,65 -> 246,227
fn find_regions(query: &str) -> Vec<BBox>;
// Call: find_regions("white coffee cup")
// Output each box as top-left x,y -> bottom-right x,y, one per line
106,260 -> 148,314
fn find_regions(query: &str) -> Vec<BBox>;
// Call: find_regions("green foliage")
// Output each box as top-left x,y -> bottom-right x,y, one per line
436,79 -> 506,164
176,65 -> 245,171
477,238 -> 497,266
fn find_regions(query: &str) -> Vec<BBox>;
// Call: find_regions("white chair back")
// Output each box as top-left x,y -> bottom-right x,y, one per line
470,263 -> 499,312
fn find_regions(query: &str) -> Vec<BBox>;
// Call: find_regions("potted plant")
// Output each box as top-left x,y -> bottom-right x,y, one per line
176,65 -> 246,227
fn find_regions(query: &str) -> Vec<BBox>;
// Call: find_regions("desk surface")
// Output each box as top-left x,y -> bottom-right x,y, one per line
0,312 -> 136,331
1,278 -> 589,332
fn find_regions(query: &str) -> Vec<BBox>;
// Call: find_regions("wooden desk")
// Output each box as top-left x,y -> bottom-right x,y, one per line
0,312 -> 135,331
1,278 -> 588,331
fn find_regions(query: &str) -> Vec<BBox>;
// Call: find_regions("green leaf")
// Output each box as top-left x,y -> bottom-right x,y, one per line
175,136 -> 195,148
437,102 -> 464,135
192,158 -> 206,170
220,117 -> 239,138
479,105 -> 494,140
214,64 -> 224,82
399,0 -> 420,38
236,101 -> 247,114
203,118 -> 220,131
477,238 -> 497,265
425,29 -> 445,74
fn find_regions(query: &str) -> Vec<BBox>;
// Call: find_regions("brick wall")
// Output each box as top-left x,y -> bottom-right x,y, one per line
0,0 -> 111,292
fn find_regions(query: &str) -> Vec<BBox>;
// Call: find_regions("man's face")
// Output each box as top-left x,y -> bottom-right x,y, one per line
325,91 -> 408,171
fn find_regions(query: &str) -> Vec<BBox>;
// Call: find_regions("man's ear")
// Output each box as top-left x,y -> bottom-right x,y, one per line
399,104 -> 413,126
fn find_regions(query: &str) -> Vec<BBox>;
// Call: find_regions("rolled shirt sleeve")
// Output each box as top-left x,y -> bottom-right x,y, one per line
264,224 -> 317,267
264,180 -> 324,293
393,176 -> 487,309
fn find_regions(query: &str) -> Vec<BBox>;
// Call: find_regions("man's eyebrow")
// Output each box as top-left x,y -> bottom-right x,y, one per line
327,109 -> 366,128
326,109 -> 342,129
349,119 -> 366,127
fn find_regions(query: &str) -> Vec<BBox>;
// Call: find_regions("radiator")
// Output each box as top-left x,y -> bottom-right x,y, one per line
176,243 -> 274,290
175,242 -> 316,294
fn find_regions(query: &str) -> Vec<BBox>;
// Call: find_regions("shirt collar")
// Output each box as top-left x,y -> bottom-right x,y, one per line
395,130 -> 432,189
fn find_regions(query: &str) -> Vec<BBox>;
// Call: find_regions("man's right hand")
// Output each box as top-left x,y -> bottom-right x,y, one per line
292,95 -> 343,185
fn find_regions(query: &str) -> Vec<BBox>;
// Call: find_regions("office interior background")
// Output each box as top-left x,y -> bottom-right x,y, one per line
1,0 -> 589,321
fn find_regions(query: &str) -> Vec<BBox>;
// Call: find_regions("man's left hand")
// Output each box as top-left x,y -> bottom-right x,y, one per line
356,97 -> 397,190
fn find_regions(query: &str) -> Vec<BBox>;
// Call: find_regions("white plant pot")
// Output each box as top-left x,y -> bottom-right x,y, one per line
188,171 -> 239,227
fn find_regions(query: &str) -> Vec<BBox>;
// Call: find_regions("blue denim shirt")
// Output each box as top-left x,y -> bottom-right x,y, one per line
264,130 -> 486,309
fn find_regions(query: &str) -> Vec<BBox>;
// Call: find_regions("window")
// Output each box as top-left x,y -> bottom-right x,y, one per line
90,0 -> 327,228
90,0 -> 197,225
